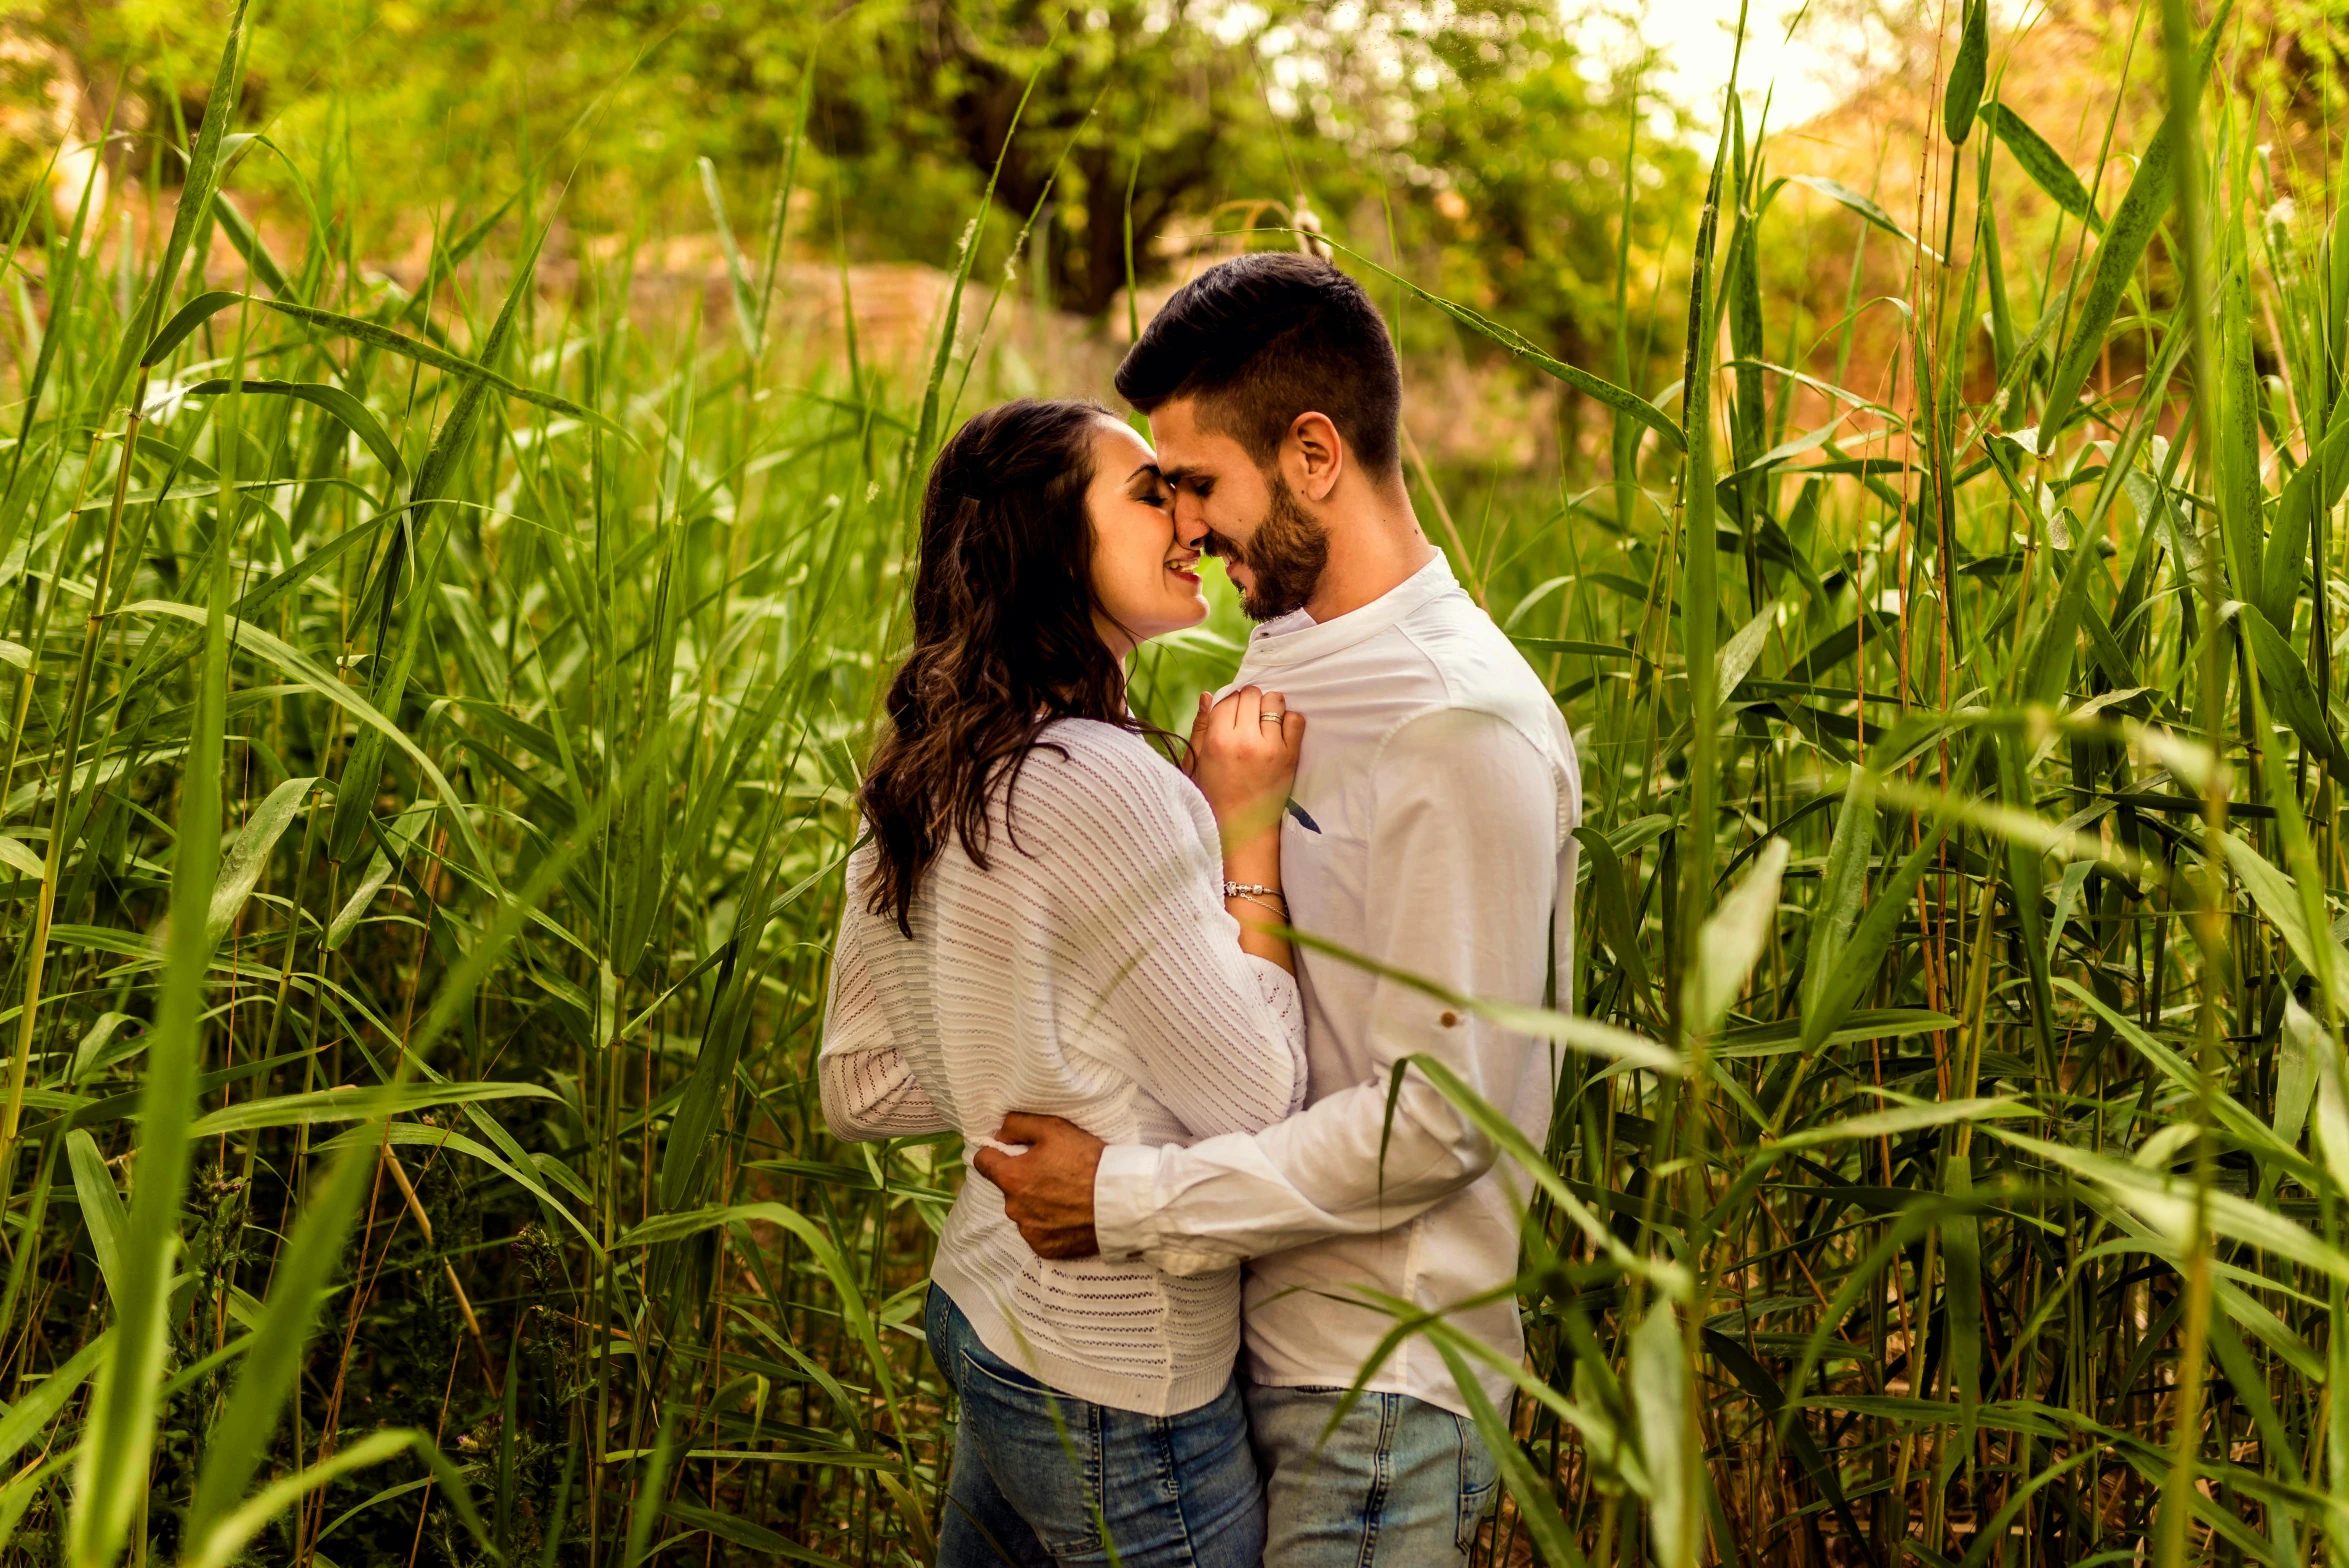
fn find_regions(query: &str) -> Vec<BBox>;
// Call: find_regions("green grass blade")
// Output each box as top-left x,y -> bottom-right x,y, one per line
180,380 -> 407,491
2040,0 -> 2233,435
1944,0 -> 1989,145
63,1132 -> 126,1307
98,0 -> 254,411
1983,102 -> 2105,233
181,1127 -> 383,1542
65,385 -> 240,1568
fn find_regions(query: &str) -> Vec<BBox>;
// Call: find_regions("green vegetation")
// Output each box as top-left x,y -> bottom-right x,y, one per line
4,0 -> 2349,1565
17,0 -> 1689,359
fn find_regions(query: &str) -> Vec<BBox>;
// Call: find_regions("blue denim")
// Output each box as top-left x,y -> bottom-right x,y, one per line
1244,1382 -> 1500,1567
925,1286 -> 1267,1567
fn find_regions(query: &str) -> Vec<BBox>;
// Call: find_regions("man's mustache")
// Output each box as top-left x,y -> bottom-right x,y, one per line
1201,530 -> 1243,563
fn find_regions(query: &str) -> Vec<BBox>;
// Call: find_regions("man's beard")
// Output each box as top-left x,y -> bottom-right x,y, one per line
1219,474 -> 1329,621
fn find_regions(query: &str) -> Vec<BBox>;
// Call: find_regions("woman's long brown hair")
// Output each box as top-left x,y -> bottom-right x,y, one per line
861,399 -> 1140,935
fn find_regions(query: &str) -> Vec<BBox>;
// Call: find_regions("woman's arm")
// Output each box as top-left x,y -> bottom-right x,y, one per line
1187,685 -> 1303,974
817,889 -> 953,1141
1032,731 -> 1307,1141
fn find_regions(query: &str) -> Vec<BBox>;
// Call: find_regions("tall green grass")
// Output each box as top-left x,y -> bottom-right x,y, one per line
1,1 -> 2346,1564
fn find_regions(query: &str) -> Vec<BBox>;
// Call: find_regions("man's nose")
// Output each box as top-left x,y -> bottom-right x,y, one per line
1173,489 -> 1208,536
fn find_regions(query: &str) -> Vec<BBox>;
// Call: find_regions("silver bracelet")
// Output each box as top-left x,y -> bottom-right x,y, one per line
1222,881 -> 1285,903
1228,893 -> 1289,922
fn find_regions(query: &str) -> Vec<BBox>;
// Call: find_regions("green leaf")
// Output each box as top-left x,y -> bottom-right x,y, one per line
2239,604 -> 2349,775
700,157 -> 760,357
211,192 -> 294,301
142,290 -> 248,368
141,291 -> 607,430
315,1120 -> 602,1256
101,0 -> 254,406
1799,774 -> 1877,1030
2316,1021 -> 2349,1193
1573,824 -> 1655,1006
1773,1095 -> 2031,1152
1800,809 -> 1954,1056
1787,176 -> 1944,263
2040,0 -> 2232,433
2276,999 -> 2322,1148
118,601 -> 499,890
1284,930 -> 1684,1076
70,272 -> 247,1565
1716,600 -> 1778,703
1944,0 -> 1989,144
0,1335 -> 106,1471
1313,235 -> 1688,454
183,1127 -> 383,1544
181,380 -> 407,491
1981,102 -> 2103,232
1991,1125 -> 2349,1282
180,1429 -> 493,1568
663,1502 -> 851,1568
1397,1052 -> 1689,1293
1683,838 -> 1788,1037
2258,400 -> 2349,633
325,848 -> 397,951
206,775 -> 317,941
187,1081 -> 558,1138
0,835 -> 42,882
620,1203 -> 899,1415
1703,1330 -> 1870,1550
1631,1301 -> 1695,1568
65,1132 -> 128,1308
1715,1008 -> 1958,1057
1433,1340 -> 1590,1568
2218,835 -> 2349,1023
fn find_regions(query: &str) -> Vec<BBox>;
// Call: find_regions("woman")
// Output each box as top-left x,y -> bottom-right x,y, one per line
819,398 -> 1306,1567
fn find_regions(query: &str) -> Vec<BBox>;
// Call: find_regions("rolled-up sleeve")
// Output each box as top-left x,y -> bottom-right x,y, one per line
1095,708 -> 1564,1272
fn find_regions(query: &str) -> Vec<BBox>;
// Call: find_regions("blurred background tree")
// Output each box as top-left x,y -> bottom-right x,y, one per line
2,0 -> 1690,391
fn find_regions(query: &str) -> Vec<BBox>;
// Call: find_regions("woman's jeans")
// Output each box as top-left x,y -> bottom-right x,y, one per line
925,1286 -> 1266,1567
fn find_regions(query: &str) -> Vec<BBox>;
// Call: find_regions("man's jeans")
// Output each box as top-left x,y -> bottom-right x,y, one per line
1246,1382 -> 1500,1567
926,1287 -> 1266,1567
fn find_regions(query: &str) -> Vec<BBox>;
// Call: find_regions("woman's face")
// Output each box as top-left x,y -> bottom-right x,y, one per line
1085,419 -> 1208,656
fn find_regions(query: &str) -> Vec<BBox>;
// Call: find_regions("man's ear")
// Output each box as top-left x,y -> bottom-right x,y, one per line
1284,412 -> 1345,503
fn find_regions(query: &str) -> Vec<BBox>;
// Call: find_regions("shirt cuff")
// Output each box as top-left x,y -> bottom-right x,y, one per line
1093,1142 -> 1166,1261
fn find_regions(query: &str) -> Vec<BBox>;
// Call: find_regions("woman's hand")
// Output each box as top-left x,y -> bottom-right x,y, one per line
1189,686 -> 1302,879
1190,686 -> 1303,971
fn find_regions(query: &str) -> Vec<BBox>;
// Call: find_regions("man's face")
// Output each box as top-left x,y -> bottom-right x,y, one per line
1147,396 -> 1329,621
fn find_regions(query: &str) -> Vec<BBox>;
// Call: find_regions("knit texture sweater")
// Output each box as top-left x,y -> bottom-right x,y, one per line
820,719 -> 1307,1416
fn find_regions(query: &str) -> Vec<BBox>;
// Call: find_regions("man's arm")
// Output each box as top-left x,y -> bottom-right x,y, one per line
982,707 -> 1564,1268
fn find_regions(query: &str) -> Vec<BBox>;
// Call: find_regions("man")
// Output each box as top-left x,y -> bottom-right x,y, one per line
973,252 -> 1583,1566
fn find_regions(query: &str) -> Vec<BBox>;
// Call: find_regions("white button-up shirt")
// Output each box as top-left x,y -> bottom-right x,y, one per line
1094,553 -> 1582,1417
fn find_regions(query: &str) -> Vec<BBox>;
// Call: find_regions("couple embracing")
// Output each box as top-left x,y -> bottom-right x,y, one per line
820,253 -> 1583,1567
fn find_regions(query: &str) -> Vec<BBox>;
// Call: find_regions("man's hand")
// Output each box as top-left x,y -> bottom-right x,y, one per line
971,1113 -> 1107,1260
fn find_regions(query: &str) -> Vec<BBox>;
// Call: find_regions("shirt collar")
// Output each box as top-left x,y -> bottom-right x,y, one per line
1240,552 -> 1461,668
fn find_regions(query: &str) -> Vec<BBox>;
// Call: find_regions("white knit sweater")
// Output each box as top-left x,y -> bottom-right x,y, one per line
819,719 -> 1307,1416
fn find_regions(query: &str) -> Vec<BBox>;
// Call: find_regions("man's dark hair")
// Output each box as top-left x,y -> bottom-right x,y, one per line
1114,252 -> 1402,476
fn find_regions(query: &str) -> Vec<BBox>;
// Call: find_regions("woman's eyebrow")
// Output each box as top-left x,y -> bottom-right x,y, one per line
1126,464 -> 1163,484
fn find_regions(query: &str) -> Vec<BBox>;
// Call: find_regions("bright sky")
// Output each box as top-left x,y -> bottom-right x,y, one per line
1573,0 -> 1908,139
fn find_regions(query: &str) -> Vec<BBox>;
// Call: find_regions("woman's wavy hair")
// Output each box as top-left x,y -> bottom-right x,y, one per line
862,398 -> 1141,935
